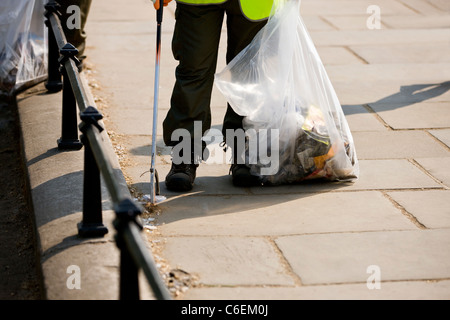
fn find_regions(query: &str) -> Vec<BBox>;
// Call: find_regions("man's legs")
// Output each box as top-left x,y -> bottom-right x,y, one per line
163,3 -> 225,191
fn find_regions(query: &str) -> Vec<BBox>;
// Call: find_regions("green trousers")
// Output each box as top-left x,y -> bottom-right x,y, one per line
163,0 -> 267,147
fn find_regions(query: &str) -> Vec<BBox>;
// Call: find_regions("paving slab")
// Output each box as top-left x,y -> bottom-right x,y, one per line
342,105 -> 387,131
154,191 -> 416,236
415,157 -> 450,187
426,0 -> 450,12
104,103 -> 227,137
369,101 -> 450,130
351,44 -> 450,64
396,0 -> 448,15
126,134 -> 172,162
322,15 -> 388,30
346,159 -> 443,190
275,229 -> 450,285
429,129 -> 450,147
316,46 -> 364,65
300,0 -> 417,16
105,106 -> 158,137
85,19 -> 177,115
382,15 -> 450,29
327,64 -> 450,86
248,159 -> 442,194
387,190 -> 450,228
352,130 -> 450,159
328,65 -> 450,105
302,16 -> 336,31
183,280 -> 450,300
84,32 -> 174,116
88,0 -> 172,22
161,236 -> 295,286
309,29 -> 449,47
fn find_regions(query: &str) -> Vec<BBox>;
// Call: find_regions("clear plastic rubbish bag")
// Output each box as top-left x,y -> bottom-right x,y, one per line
215,0 -> 359,185
0,0 -> 48,96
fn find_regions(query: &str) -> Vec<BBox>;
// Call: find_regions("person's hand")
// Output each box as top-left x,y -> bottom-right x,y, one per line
153,0 -> 172,10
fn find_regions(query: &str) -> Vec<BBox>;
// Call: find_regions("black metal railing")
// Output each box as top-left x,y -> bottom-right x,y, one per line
44,0 -> 171,300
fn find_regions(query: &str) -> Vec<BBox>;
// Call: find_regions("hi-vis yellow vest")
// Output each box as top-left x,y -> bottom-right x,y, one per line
175,0 -> 274,21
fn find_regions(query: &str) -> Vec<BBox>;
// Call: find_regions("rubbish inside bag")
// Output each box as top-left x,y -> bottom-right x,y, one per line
215,0 -> 359,185
246,104 -> 357,185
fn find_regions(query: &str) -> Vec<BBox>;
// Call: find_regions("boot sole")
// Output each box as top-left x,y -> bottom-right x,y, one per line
165,173 -> 194,192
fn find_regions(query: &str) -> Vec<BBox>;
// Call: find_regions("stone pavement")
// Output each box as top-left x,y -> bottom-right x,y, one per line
17,0 -> 450,300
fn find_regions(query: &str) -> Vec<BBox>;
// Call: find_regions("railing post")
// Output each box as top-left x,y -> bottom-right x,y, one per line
78,107 -> 108,238
114,199 -> 144,300
57,43 -> 83,150
119,242 -> 140,300
44,0 -> 63,93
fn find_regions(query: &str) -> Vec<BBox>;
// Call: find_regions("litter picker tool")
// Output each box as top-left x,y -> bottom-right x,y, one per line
149,0 -> 164,205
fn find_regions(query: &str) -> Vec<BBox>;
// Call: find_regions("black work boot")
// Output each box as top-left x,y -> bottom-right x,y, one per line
230,163 -> 260,187
165,162 -> 198,192
226,134 -> 261,187
165,140 -> 204,192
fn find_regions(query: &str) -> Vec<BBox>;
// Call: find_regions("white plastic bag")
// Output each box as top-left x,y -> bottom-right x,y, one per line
215,0 -> 358,185
0,0 -> 48,96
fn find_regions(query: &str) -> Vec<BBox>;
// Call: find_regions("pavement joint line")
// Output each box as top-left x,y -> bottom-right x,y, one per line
158,228 -> 442,238
274,277 -> 450,287
424,130 -> 450,152
362,104 -> 393,130
195,284 -> 298,289
381,190 -> 428,230
267,235 -> 304,286
184,277 -> 450,289
396,0 -> 422,15
426,1 -> 450,11
382,187 -> 448,192
344,46 -> 369,64
155,187 -> 448,200
380,18 -> 391,29
388,128 -> 450,132
357,157 -> 446,160
317,15 -> 339,30
408,158 -> 450,189
380,19 -> 393,29
188,276 -> 450,288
